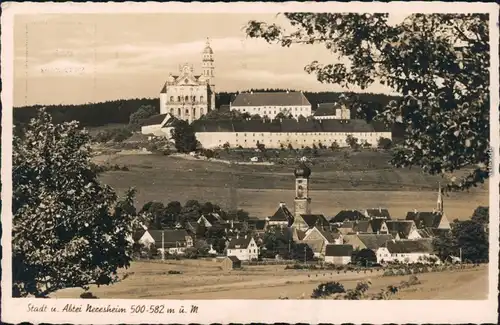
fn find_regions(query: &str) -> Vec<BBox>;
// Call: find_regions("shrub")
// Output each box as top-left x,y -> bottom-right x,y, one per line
168,270 -> 182,275
311,281 -> 346,299
80,291 -> 98,299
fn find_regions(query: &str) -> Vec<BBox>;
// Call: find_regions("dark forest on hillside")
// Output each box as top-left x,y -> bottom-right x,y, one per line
13,90 -> 400,128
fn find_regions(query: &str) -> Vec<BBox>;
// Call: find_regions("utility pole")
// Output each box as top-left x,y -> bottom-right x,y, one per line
459,247 -> 462,265
161,230 -> 165,261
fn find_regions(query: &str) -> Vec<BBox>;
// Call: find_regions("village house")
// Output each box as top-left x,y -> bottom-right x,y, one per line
301,226 -> 342,258
267,203 -> 294,228
374,246 -> 392,264
385,239 -> 440,264
138,229 -> 193,255
226,235 -> 259,261
405,183 -> 450,231
140,113 -> 177,138
300,214 -> 331,232
324,244 -> 354,265
363,208 -> 391,219
197,212 -> 224,228
329,209 -> 367,224
342,233 -> 394,252
385,220 -> 421,239
405,210 -> 450,231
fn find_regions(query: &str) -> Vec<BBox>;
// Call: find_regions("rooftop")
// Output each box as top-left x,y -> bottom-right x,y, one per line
232,91 -> 311,107
192,119 -> 390,133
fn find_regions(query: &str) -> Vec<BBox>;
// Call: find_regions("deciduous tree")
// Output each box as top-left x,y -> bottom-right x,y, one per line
171,120 -> 198,153
246,13 -> 490,190
12,109 -> 137,297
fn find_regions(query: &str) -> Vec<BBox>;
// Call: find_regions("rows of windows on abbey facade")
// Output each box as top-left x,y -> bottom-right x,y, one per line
159,38 -> 216,123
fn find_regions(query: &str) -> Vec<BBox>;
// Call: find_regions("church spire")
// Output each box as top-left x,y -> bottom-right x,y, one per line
437,182 -> 444,213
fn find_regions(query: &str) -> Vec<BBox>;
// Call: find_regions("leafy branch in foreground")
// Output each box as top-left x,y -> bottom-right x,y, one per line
12,109 -> 137,297
246,13 -> 490,190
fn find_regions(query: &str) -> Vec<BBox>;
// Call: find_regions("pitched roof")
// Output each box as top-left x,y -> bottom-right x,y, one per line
365,208 -> 391,219
227,236 -> 253,249
385,220 -> 416,239
301,214 -> 329,228
227,256 -> 241,263
232,91 -> 311,107
132,230 -> 146,242
386,239 -> 434,254
292,228 -> 307,241
330,210 -> 367,223
191,118 -> 388,133
314,103 -> 339,116
325,244 -> 354,257
269,205 -> 294,223
353,220 -> 371,233
370,219 -> 387,233
302,239 -> 325,253
356,234 -> 394,250
316,228 -> 341,243
201,213 -> 221,225
148,229 -> 190,247
141,113 -> 169,126
160,83 -> 167,93
406,211 -> 443,228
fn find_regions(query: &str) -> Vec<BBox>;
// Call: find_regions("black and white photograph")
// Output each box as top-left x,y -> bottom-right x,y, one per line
1,1 -> 498,324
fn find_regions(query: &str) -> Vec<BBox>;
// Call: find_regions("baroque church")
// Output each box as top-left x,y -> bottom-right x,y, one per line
159,38 -> 216,123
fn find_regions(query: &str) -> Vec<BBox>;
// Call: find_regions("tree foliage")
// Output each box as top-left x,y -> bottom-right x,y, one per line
246,13 -> 490,190
12,109 -> 136,297
129,105 -> 157,126
471,206 -> 489,225
171,120 -> 198,153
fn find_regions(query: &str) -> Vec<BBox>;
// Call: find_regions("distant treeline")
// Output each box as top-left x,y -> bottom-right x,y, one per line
13,89 -> 401,129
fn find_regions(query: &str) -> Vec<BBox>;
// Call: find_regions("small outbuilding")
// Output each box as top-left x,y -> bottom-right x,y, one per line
221,256 -> 242,272
324,244 -> 354,265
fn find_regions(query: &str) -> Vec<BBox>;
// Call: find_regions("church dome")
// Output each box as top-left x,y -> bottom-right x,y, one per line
203,45 -> 214,54
203,38 -> 213,54
294,162 -> 311,178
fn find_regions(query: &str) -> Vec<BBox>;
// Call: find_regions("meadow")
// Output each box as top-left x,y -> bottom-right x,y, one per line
51,260 -> 488,300
95,151 -> 488,220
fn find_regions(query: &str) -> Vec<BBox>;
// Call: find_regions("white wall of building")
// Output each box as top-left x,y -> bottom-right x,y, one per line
141,124 -> 173,137
324,256 -> 351,265
376,247 -> 391,263
226,238 -> 259,261
388,252 -> 440,264
231,105 -> 312,119
196,131 -> 392,149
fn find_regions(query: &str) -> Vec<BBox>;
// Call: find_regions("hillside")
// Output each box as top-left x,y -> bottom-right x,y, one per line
13,90 -> 399,128
94,151 -> 488,219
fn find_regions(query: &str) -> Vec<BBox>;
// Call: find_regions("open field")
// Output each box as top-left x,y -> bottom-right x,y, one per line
51,260 -> 488,300
95,153 -> 488,219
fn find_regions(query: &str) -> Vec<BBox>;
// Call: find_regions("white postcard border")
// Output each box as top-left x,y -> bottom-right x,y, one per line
1,1 -> 499,324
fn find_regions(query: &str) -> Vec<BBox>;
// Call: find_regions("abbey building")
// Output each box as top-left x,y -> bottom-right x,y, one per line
159,39 -> 216,123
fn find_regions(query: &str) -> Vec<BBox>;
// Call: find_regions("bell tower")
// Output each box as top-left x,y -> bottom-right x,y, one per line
202,37 -> 215,112
293,162 -> 312,230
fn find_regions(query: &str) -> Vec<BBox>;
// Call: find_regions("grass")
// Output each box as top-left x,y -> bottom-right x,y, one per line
95,151 -> 488,220
51,260 -> 488,300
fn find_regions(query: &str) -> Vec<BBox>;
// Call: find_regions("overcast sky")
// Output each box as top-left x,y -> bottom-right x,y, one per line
13,13 -> 400,106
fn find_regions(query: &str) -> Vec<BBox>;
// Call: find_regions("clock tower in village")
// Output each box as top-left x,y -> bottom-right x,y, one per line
293,162 -> 312,230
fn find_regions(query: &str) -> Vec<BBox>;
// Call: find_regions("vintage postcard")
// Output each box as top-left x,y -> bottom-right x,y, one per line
1,1 -> 499,324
